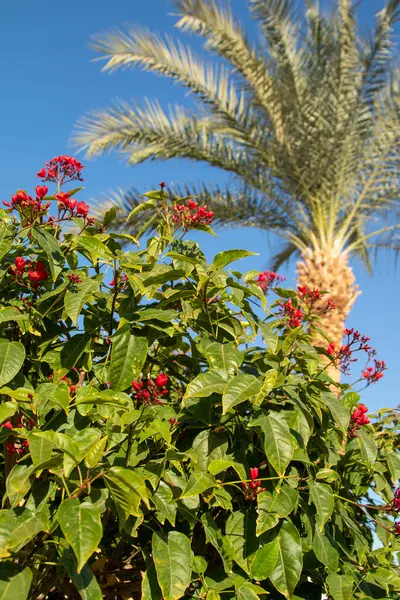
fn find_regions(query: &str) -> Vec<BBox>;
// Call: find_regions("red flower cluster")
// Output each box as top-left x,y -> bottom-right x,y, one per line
242,467 -> 266,500
348,403 -> 370,438
1,417 -> 30,456
55,192 -> 89,217
362,360 -> 386,384
172,200 -> 214,229
257,270 -> 286,292
37,155 -> 84,185
9,257 -> 49,286
28,261 -> 49,284
132,374 -> 169,405
67,274 -> 82,284
326,329 -> 379,376
279,298 -> 303,328
297,285 -> 321,302
3,189 -> 50,215
297,285 -> 336,312
394,521 -> 400,535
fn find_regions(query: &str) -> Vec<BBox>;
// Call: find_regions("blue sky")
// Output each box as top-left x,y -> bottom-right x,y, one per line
2,0 -> 399,411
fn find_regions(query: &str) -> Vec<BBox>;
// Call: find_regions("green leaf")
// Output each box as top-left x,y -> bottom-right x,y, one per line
0,339 -> 26,388
222,373 -> 262,414
84,436 -> 108,469
256,486 -> 299,535
387,452 -> 400,481
357,427 -> 377,466
308,482 -> 335,531
0,307 -> 28,324
76,236 -> 114,261
199,340 -> 244,376
58,499 -> 103,573
312,529 -> 339,572
109,325 -> 148,391
6,465 -> 34,507
258,322 -> 279,353
201,513 -> 233,573
213,249 -> 258,269
152,481 -> 177,526
64,277 -> 100,325
184,372 -> 226,401
32,227 -> 64,281
226,510 -> 258,574
56,333 -> 91,376
0,227 -> 14,261
0,508 -> 48,557
105,467 -> 150,522
270,520 -> 303,598
250,412 -> 294,476
135,308 -> 178,322
27,431 -> 54,466
103,206 -> 117,227
142,563 -> 163,600
33,431 -> 80,462
62,549 -> 103,600
321,392 -> 350,433
208,459 -> 246,481
0,564 -> 32,600
253,370 -> 278,408
0,401 -> 17,424
127,198 -> 157,221
180,471 -> 217,498
236,584 -> 260,600
249,537 -> 279,581
143,269 -> 187,288
326,574 -> 354,600
152,531 -> 191,600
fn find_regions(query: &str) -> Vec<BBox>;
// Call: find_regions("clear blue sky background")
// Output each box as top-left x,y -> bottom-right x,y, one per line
1,0 -> 399,411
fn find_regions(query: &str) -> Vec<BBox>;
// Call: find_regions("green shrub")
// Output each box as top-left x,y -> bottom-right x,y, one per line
0,157 -> 399,599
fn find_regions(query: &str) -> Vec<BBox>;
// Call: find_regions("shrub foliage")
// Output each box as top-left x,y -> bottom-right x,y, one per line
0,159 -> 399,599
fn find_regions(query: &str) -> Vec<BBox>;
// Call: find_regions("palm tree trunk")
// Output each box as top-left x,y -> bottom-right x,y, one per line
296,248 -> 361,380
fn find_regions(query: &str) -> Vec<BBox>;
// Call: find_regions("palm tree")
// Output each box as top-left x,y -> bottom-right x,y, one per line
75,0 -> 400,357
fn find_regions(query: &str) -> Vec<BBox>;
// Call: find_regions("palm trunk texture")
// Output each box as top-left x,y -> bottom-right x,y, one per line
297,249 -> 361,380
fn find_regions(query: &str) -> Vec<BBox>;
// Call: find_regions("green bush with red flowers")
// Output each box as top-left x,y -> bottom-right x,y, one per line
0,157 -> 400,600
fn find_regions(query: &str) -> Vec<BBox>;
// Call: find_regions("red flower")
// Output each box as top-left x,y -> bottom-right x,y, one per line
76,201 -> 89,217
35,185 -> 48,199
155,374 -> 169,388
1,421 -> 13,430
249,467 -> 259,481
187,199 -> 198,210
55,192 -> 77,212
14,257 -> 26,271
36,168 -> 47,179
132,380 -> 143,392
326,342 -> 336,356
160,181 -> 166,189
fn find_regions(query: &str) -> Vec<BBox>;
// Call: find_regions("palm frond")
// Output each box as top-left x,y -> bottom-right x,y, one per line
269,241 -> 299,271
91,26 -> 249,131
173,0 -> 286,141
